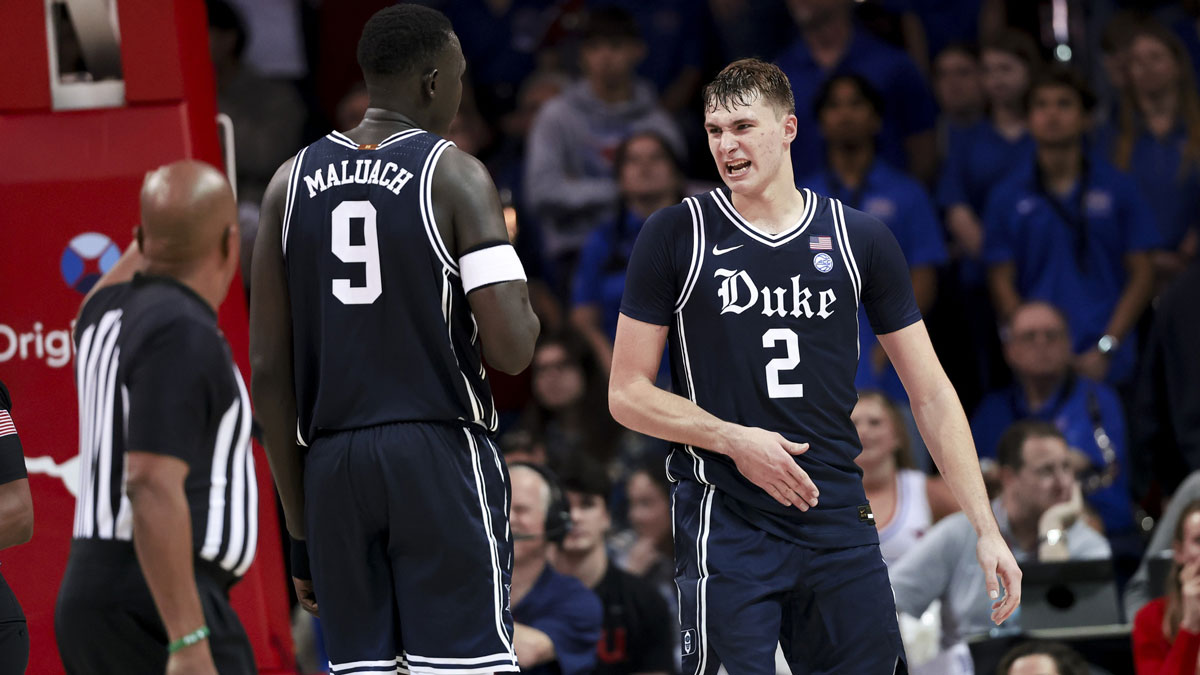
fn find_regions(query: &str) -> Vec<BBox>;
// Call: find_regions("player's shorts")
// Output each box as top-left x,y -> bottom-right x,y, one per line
303,421 -> 517,675
673,479 -> 907,675
55,539 -> 254,674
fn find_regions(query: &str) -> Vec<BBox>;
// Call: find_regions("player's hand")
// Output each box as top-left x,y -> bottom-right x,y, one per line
977,531 -> 1021,625
294,576 -> 319,617
723,426 -> 818,510
165,643 -> 218,675
1074,348 -> 1110,381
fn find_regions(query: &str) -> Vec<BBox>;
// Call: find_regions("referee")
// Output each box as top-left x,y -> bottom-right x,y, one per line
55,161 -> 257,674
0,380 -> 34,672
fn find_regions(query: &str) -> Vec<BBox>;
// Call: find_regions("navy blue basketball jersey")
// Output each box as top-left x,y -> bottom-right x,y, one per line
283,129 -> 497,443
620,187 -> 921,548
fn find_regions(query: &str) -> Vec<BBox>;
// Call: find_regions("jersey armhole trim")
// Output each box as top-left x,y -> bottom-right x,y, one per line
281,146 -> 309,256
675,197 -> 705,312
420,137 -> 460,275
832,199 -> 862,302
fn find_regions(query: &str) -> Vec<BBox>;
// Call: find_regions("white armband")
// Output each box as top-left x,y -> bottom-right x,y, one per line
459,243 -> 527,293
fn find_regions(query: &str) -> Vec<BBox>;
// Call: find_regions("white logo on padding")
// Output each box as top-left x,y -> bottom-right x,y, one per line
813,252 -> 834,273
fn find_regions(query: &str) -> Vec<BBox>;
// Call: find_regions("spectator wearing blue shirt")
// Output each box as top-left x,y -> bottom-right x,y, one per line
931,43 -> 985,163
1097,21 -> 1200,282
801,74 -> 947,406
939,30 -> 1041,265
971,302 -> 1135,545
509,464 -> 603,675
524,7 -> 685,289
776,0 -> 938,183
570,131 -> 684,373
985,67 -> 1161,386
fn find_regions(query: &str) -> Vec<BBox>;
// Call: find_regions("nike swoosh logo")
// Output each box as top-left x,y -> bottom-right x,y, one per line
711,244 -> 743,256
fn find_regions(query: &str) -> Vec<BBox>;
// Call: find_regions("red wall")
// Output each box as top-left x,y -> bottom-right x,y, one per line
0,1 -> 295,671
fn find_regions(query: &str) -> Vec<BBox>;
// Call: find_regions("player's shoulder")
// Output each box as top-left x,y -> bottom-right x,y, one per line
638,199 -> 697,240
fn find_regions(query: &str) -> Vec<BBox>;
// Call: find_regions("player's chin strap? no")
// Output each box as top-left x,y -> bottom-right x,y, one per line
460,242 -> 527,294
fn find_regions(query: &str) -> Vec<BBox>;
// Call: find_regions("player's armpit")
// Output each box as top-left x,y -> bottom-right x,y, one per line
250,156 -> 307,540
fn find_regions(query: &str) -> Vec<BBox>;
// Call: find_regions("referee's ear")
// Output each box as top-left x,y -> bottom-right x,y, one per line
221,222 -> 239,260
134,225 -> 145,254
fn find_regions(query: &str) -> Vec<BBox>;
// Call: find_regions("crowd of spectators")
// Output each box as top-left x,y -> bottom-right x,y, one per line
203,0 -> 1200,672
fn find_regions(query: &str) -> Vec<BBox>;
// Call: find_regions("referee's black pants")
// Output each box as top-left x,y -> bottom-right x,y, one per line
55,540 -> 255,674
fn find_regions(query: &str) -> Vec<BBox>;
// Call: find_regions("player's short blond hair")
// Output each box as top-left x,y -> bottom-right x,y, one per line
703,58 -> 795,118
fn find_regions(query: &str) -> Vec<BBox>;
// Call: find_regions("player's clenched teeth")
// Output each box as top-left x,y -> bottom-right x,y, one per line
726,160 -> 751,176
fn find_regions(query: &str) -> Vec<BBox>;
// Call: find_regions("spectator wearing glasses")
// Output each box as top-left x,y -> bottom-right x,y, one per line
971,302 -> 1135,550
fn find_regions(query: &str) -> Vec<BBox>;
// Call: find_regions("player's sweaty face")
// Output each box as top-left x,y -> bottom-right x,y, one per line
705,95 -> 791,194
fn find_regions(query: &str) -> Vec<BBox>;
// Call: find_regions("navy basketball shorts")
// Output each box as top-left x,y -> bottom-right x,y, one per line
673,479 -> 907,675
304,422 -> 517,675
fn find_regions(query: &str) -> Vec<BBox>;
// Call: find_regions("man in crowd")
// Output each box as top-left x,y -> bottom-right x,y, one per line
554,461 -> 674,675
509,463 -> 603,675
891,421 -> 1110,668
984,67 -> 1160,384
972,302 -> 1135,550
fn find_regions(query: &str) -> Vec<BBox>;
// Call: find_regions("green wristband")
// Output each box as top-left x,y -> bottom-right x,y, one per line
167,626 -> 211,653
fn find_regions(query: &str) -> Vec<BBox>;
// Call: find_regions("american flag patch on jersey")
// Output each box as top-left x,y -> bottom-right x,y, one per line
809,236 -> 832,250
0,411 -> 14,438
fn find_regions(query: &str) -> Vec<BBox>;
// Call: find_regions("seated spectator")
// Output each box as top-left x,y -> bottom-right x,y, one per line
1097,20 -> 1200,282
996,641 -> 1089,675
1132,498 -> 1200,673
801,74 -> 947,409
517,332 -> 625,469
852,391 -> 957,567
570,130 -> 685,372
984,67 -> 1161,385
889,421 -> 1111,673
776,0 -> 938,183
524,7 -> 685,290
1135,257 -> 1200,496
554,461 -> 674,675
510,464 -> 603,675
610,458 -> 674,608
1127,471 -> 1200,619
972,302 -> 1136,548
931,43 -> 985,161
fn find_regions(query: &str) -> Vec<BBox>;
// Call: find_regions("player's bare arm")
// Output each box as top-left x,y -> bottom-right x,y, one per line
126,450 -> 218,673
249,157 -> 306,541
0,478 -> 32,552
879,320 -> 1022,624
432,147 -> 539,374
609,314 -> 819,510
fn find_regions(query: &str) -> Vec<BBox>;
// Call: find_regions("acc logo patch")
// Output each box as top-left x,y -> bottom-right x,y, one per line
813,252 -> 834,273
61,232 -> 121,294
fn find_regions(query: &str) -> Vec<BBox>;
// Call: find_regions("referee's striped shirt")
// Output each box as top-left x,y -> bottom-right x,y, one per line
71,273 -> 257,578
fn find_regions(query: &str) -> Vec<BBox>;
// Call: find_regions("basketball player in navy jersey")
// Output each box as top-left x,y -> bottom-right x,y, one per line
610,58 -> 1022,673
250,6 -> 538,675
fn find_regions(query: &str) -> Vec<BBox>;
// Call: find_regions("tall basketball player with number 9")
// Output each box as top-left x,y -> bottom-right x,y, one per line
249,6 -> 539,675
609,58 -> 1021,674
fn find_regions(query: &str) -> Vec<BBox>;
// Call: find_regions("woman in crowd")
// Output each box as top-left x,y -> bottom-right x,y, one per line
569,130 -> 686,373
612,458 -> 675,601
1132,498 -> 1200,673
1099,21 -> 1200,282
852,392 -> 958,566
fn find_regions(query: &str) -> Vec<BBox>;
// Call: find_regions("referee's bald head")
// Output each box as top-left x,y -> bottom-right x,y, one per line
137,160 -> 240,305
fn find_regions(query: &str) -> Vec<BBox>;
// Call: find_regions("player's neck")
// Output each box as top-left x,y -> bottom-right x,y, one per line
728,175 -> 805,235
1036,143 -> 1082,196
828,144 -> 874,189
348,108 -> 424,142
1020,372 -> 1066,411
554,546 -> 608,589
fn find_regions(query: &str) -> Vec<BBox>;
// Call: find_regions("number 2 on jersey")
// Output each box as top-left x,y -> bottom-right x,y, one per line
762,328 -> 803,398
331,200 -> 382,305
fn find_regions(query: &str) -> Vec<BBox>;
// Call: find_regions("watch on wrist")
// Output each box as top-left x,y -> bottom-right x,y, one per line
1097,334 -> 1119,356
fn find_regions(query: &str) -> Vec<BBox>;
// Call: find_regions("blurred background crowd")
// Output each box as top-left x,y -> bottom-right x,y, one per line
138,0 -> 1200,671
